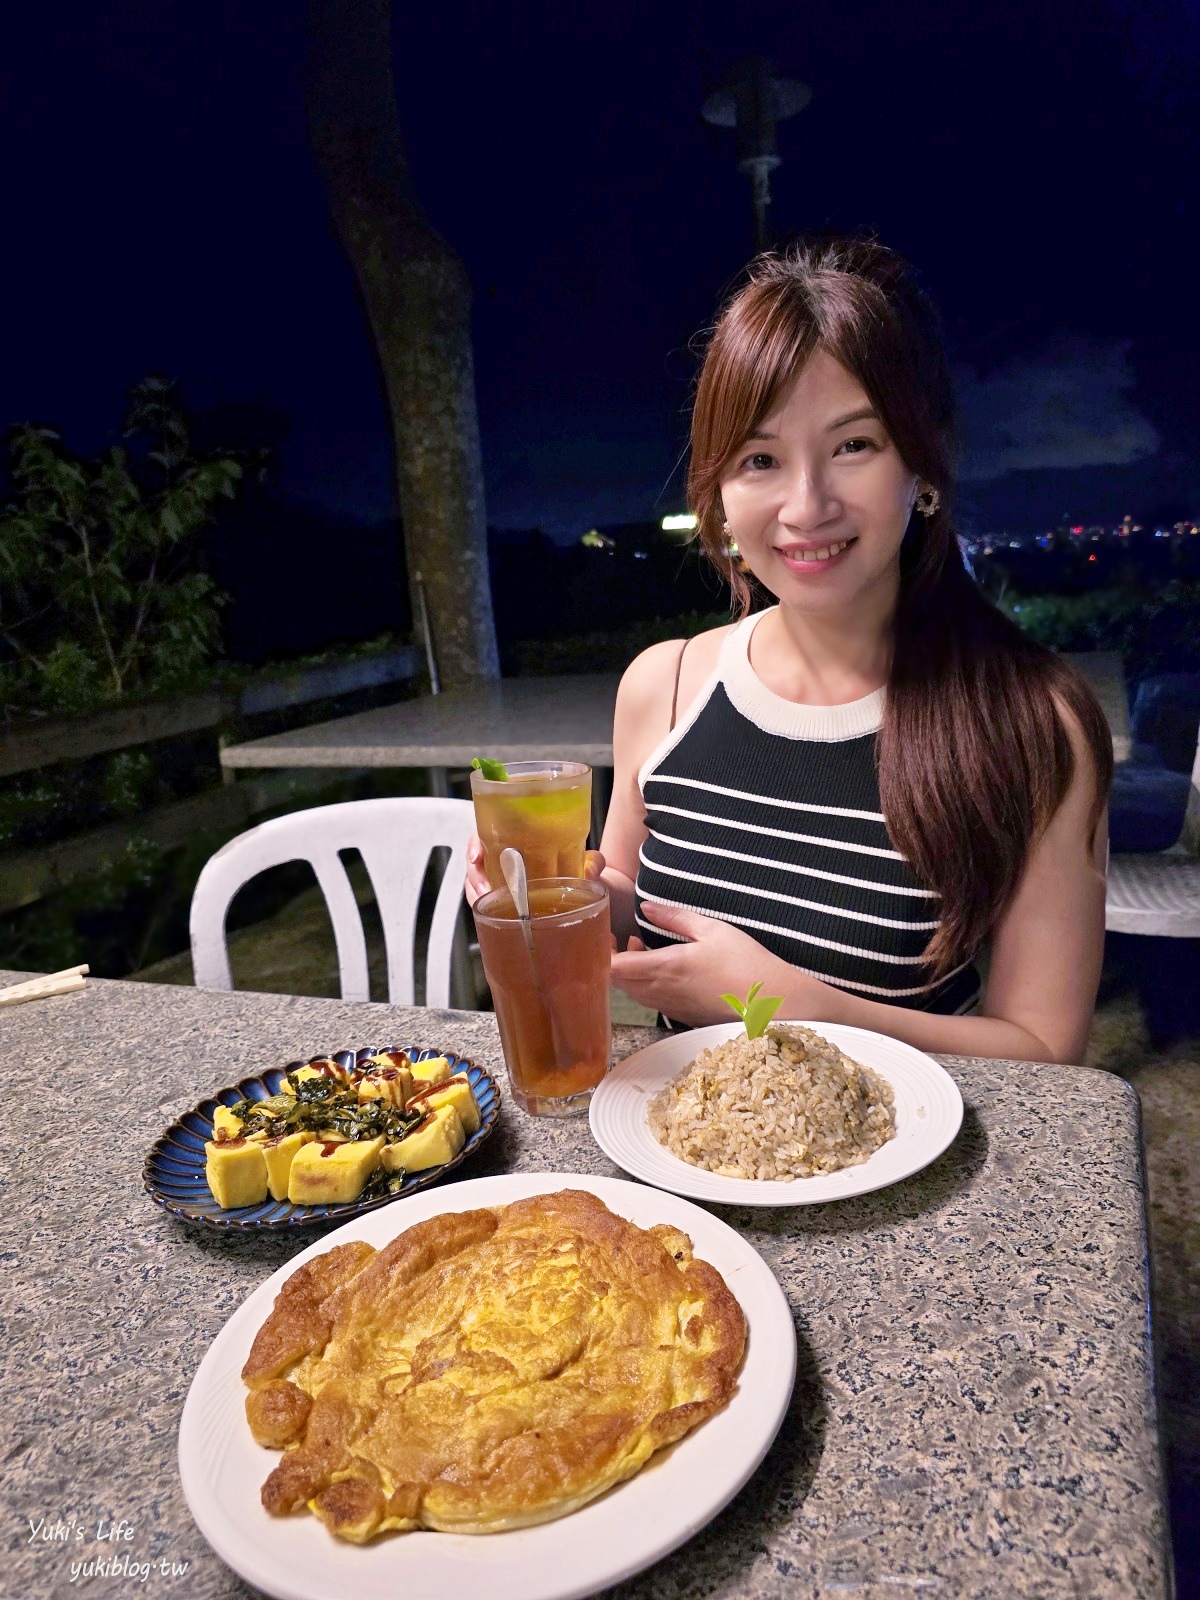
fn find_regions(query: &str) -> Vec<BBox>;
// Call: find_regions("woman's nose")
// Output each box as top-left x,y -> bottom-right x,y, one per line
777,465 -> 838,529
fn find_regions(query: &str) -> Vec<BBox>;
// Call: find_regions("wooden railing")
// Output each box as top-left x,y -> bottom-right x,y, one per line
0,648 -> 417,778
0,648 -> 418,913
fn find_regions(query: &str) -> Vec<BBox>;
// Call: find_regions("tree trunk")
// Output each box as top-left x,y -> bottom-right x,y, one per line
307,0 -> 499,687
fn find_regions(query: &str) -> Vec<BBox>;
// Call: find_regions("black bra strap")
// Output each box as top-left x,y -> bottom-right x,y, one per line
669,638 -> 689,732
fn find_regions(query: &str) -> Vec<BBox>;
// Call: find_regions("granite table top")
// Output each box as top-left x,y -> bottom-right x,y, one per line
1,975 -> 1170,1599
215,658 -> 1128,774
217,674 -> 622,771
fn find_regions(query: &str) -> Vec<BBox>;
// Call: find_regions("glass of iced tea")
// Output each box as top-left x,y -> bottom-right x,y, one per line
472,878 -> 611,1116
470,760 -> 592,889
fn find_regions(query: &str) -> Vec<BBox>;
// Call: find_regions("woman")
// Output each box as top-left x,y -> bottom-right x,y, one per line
470,237 -> 1112,1063
612,234 -> 1115,1063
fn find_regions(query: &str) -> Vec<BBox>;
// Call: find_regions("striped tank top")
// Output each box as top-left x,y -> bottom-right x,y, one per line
634,610 -> 981,1015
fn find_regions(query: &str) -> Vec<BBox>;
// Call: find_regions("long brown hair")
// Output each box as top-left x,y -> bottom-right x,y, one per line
687,236 -> 1112,976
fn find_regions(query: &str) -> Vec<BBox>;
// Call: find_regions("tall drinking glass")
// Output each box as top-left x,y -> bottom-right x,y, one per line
470,761 -> 591,891
472,878 -> 611,1116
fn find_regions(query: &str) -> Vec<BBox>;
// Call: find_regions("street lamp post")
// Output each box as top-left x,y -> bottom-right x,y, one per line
702,57 -> 811,249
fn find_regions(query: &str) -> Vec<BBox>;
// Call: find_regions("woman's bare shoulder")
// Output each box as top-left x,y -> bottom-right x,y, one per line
614,625 -> 735,754
618,625 -> 732,699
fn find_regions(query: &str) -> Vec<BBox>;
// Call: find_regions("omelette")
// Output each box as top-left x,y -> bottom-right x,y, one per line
241,1189 -> 746,1542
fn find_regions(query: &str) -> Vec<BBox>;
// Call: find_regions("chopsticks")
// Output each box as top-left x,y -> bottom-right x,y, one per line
0,964 -> 89,1007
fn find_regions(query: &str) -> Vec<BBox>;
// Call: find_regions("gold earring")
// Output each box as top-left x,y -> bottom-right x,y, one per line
914,486 -> 940,518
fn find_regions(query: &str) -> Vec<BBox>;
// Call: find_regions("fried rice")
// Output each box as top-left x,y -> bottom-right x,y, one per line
647,1023 -> 896,1181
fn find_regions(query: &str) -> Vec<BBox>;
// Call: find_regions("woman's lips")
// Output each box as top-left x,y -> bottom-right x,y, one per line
775,537 -> 857,573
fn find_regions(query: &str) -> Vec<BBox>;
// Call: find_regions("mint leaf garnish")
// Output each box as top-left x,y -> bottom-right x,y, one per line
471,757 -> 509,781
721,980 -> 784,1039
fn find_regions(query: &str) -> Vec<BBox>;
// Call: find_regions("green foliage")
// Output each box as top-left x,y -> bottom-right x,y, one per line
511,611 -> 731,676
0,381 -> 423,982
0,374 -> 239,717
1,835 -> 168,978
39,637 -> 104,712
0,378 -> 252,977
997,579 -> 1200,682
102,750 -> 157,817
720,980 -> 784,1040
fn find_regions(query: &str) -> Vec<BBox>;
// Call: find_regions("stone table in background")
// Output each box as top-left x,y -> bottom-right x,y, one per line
1063,650 -> 1131,762
218,672 -> 621,840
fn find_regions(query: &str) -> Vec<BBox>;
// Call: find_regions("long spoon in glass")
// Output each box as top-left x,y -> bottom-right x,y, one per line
500,847 -> 567,1072
500,847 -> 535,961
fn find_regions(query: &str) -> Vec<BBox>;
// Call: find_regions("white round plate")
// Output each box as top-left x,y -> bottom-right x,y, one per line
590,1020 -> 964,1207
178,1171 -> 796,1600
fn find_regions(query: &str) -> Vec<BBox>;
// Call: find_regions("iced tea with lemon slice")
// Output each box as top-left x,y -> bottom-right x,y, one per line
470,760 -> 591,888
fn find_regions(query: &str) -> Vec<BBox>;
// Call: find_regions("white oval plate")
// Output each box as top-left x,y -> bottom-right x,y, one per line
178,1171 -> 796,1600
590,1020 -> 964,1207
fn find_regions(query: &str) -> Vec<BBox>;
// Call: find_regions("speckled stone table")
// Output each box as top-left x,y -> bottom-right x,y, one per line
1,976 -> 1170,1599
217,675 -> 621,771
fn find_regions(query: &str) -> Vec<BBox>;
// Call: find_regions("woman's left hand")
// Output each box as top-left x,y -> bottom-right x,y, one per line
609,901 -> 842,1027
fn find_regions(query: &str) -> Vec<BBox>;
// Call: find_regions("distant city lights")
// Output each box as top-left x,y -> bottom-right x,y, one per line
959,513 -> 1197,560
660,513 -> 698,531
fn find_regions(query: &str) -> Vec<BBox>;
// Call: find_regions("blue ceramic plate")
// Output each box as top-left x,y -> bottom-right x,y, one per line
143,1044 -> 501,1230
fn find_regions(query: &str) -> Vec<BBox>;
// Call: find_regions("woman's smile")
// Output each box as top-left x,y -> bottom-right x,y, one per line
774,536 -> 858,571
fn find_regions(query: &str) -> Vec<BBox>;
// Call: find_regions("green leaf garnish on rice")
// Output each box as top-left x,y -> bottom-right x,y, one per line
720,981 -> 784,1039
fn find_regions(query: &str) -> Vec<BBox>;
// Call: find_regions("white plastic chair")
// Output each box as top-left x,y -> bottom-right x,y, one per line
1106,726 -> 1200,937
189,797 -> 475,1005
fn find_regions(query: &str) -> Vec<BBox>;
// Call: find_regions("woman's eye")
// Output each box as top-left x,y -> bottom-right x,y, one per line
742,452 -> 775,471
837,437 -> 876,456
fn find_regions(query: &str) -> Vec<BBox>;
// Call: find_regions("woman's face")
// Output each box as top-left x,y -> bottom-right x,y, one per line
718,350 -> 922,619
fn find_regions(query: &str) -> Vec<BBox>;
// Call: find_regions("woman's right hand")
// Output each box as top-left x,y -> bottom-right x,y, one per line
464,839 -> 607,907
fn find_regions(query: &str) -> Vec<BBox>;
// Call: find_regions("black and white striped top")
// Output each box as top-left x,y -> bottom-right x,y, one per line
634,610 -> 981,1015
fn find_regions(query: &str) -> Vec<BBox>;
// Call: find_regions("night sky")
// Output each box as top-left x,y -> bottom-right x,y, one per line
7,0 -> 1200,547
